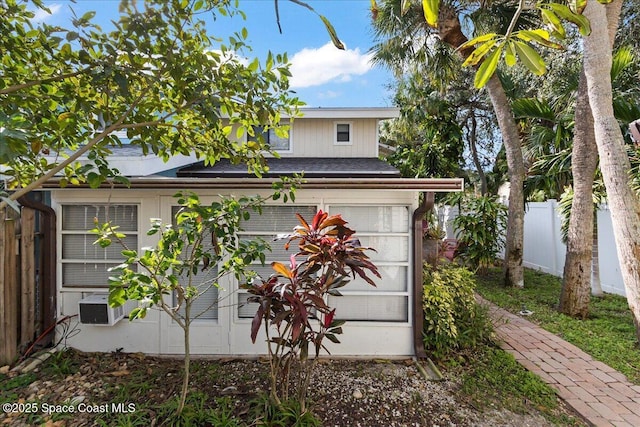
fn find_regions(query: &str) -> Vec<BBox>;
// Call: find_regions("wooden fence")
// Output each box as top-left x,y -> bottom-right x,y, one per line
0,207 -> 37,366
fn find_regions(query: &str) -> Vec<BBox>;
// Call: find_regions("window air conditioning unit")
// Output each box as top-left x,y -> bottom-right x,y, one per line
78,294 -> 124,326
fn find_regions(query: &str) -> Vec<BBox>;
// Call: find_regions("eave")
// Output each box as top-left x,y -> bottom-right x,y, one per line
42,177 -> 464,192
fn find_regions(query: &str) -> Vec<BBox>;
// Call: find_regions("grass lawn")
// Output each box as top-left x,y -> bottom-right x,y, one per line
475,267 -> 640,385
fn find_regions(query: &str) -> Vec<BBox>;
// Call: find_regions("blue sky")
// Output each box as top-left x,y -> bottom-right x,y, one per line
36,0 -> 396,108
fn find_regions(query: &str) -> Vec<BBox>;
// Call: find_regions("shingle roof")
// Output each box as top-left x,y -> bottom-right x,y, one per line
177,157 -> 401,178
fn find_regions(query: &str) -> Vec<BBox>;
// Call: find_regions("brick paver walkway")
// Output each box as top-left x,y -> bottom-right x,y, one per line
479,297 -> 640,427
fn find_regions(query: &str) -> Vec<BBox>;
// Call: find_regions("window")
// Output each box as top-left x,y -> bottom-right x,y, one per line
334,122 -> 352,145
171,206 -> 219,321
248,124 -> 291,152
61,204 -> 138,288
326,205 -> 410,322
236,205 -> 317,318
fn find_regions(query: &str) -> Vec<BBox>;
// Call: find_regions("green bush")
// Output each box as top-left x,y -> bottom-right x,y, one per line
422,264 -> 493,358
449,193 -> 507,274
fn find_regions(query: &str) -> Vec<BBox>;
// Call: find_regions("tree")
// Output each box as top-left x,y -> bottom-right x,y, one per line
371,0 -> 528,286
582,0 -> 640,341
0,0 -> 306,210
453,0 -> 640,340
0,0 -> 331,414
380,70 -> 465,179
512,40 -> 639,316
93,191 -> 283,415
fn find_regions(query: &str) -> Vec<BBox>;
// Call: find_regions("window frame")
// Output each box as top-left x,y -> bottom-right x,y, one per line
333,121 -> 353,146
235,204 -> 318,321
325,204 -> 411,323
248,121 -> 293,154
60,203 -> 139,289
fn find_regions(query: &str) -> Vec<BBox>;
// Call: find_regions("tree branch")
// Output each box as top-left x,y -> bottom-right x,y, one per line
0,66 -> 97,95
505,0 -> 527,39
1,94 -> 145,209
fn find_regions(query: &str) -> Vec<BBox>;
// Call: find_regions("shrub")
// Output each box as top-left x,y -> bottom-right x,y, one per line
245,210 -> 379,414
422,264 -> 493,359
450,194 -> 507,274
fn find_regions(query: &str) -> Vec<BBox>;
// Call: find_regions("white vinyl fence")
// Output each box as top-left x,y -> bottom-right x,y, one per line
439,201 -> 626,297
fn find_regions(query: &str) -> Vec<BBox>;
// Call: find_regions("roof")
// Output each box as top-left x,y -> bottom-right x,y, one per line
177,158 -> 402,179
296,107 -> 400,119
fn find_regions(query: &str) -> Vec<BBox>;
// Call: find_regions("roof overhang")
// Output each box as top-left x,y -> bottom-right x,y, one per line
43,177 -> 463,192
296,107 -> 400,119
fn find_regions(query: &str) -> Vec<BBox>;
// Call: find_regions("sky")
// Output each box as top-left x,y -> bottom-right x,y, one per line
36,0 -> 396,108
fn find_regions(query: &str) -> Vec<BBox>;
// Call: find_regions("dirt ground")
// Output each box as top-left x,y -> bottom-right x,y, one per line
0,349 -> 583,426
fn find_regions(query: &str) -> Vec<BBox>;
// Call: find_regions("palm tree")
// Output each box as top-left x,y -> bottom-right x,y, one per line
514,42 -> 640,317
370,0 -> 537,287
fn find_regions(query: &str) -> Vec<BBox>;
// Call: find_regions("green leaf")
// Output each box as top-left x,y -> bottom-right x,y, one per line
540,9 -> 565,39
319,15 -> 345,50
473,45 -> 503,89
568,0 -> 587,14
325,333 -> 340,344
109,286 -> 127,307
514,30 -> 563,50
80,11 -> 96,22
505,41 -> 517,67
458,33 -> 498,52
422,0 -> 440,28
87,172 -> 102,188
462,39 -> 498,67
65,31 -> 79,41
547,3 -> 591,36
513,41 -> 546,76
121,249 -> 137,258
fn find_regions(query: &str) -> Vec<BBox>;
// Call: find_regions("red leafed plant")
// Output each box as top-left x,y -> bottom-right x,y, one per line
244,210 -> 380,412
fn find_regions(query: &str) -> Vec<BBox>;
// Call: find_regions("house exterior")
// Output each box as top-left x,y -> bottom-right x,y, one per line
44,107 -> 463,357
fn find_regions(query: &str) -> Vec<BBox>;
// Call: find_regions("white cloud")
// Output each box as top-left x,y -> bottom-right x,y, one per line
31,3 -> 62,23
289,42 -> 373,88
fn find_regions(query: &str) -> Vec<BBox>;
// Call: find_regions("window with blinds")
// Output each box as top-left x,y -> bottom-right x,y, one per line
170,206 -> 220,321
237,205 -> 318,318
334,122 -> 352,145
61,204 -> 138,288
326,205 -> 411,322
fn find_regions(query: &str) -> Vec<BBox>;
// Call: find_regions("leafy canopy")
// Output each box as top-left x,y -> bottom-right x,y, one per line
369,0 -> 614,88
1,0 -> 302,206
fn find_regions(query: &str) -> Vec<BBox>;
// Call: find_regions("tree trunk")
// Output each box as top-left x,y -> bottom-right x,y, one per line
438,4 -> 525,287
591,215 -> 603,296
469,114 -> 488,195
559,69 -> 597,317
178,306 -> 191,415
484,76 -> 525,288
583,0 -> 640,342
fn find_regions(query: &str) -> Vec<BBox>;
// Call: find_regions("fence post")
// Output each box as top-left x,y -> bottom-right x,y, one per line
1,208 -> 20,365
549,200 -> 559,275
21,208 -> 36,348
0,208 -> 5,365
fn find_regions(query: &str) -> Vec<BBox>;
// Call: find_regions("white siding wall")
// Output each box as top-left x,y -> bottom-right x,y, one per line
52,188 -> 418,357
230,118 -> 380,158
286,118 -> 378,157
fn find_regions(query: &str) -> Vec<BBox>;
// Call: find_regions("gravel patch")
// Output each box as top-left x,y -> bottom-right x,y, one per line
0,350 -> 576,426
